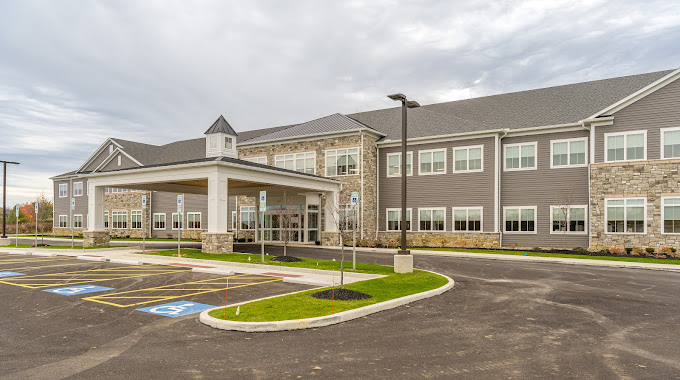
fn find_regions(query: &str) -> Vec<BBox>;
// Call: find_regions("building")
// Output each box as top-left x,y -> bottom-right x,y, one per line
51,68 -> 680,252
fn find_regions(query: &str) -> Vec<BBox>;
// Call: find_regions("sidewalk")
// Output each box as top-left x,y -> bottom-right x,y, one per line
0,247 -> 383,287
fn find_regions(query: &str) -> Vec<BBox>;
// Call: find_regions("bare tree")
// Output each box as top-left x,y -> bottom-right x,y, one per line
324,194 -> 353,288
278,191 -> 296,257
558,186 -> 576,248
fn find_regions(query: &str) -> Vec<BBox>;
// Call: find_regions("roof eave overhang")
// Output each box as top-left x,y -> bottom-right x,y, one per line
238,128 -> 385,148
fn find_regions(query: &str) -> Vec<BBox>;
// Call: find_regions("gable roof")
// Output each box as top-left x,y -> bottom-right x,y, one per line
204,115 -> 238,135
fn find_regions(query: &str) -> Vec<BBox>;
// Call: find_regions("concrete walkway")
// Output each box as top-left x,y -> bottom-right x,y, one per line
0,247 -> 383,287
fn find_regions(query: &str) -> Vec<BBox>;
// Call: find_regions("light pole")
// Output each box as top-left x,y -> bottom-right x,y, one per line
1,160 -> 20,245
387,94 -> 419,273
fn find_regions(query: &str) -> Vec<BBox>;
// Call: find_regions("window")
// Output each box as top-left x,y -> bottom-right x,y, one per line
225,136 -> 233,149
550,206 -> 587,234
325,148 -> 359,176
504,207 -> 536,233
605,131 -> 646,162
209,136 -> 217,149
275,152 -> 315,174
59,215 -> 68,228
419,149 -> 446,175
73,182 -> 83,197
109,145 -> 114,154
339,204 -> 357,231
662,128 -> 680,159
131,210 -> 142,229
231,211 -> 237,230
153,213 -> 166,230
419,208 -> 445,231
386,208 -> 412,231
240,206 -> 256,230
73,214 -> 83,228
662,197 -> 680,234
242,156 -> 267,165
104,211 -> 109,229
59,184 -> 68,198
117,155 -> 122,166
505,142 -> 536,170
112,211 -> 127,229
453,208 -> 482,232
386,152 -> 412,177
453,146 -> 483,172
172,213 -> 183,230
606,198 -> 646,233
551,138 -> 587,168
187,212 -> 201,229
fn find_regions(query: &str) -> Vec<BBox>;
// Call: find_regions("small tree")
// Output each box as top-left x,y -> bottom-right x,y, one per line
278,191 -> 297,257
324,195 -> 353,288
558,186 -> 576,248
36,192 -> 54,243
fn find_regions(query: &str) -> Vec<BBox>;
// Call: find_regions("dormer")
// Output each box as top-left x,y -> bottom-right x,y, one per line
205,115 -> 238,158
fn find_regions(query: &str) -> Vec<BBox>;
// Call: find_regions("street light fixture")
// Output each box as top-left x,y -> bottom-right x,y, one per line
1,160 -> 20,243
387,94 -> 419,273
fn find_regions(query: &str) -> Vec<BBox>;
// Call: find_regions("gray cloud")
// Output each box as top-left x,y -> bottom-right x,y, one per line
0,0 -> 679,206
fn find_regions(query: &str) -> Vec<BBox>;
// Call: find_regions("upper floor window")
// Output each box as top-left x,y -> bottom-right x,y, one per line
550,205 -> 587,234
225,137 -> 233,149
242,156 -> 267,165
453,207 -> 482,232
504,142 -> 536,171
325,148 -> 359,176
606,198 -> 645,234
605,131 -> 646,162
276,152 -> 315,174
453,146 -> 483,173
551,138 -> 587,168
387,208 -> 411,231
387,152 -> 412,177
504,206 -> 536,233
662,197 -> 680,234
59,184 -> 68,198
419,208 -> 445,231
662,127 -> 680,159
419,149 -> 446,175
73,182 -> 83,197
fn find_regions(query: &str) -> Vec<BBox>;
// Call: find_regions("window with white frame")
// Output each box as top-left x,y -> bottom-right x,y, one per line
240,206 -> 256,230
131,210 -> 142,229
339,204 -> 357,231
325,148 -> 359,176
112,211 -> 127,229
605,131 -> 646,162
662,128 -> 680,159
419,208 -> 445,231
386,152 -> 412,177
453,208 -> 482,232
419,149 -> 446,175
551,138 -> 587,168
504,207 -> 536,233
59,184 -> 68,198
225,136 -> 233,149
73,182 -> 83,196
550,205 -> 587,233
242,156 -> 267,165
453,146 -> 483,172
386,208 -> 411,231
154,213 -> 166,229
505,143 -> 536,170
662,197 -> 680,234
187,212 -> 201,229
59,215 -> 68,228
104,211 -> 109,229
117,155 -> 122,166
73,214 -> 83,228
606,198 -> 645,233
275,152 -> 315,174
171,213 -> 184,230
231,211 -> 237,230
109,145 -> 114,154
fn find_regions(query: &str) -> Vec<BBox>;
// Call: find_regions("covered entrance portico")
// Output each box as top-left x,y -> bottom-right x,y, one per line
82,158 -> 342,253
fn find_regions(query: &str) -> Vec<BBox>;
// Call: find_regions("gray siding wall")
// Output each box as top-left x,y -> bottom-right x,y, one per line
501,130 -> 589,248
53,178 -> 89,228
378,136 -> 495,232
100,153 -> 139,172
82,143 -> 116,172
595,78 -> 680,163
150,192 -> 210,238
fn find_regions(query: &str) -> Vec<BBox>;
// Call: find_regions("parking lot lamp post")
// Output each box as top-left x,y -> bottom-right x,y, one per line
1,160 -> 20,240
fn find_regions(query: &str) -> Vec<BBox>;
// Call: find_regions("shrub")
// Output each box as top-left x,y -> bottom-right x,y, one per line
658,246 -> 674,259
624,247 -> 633,254
609,247 -> 625,255
166,233 -> 173,239
315,241 -> 320,245
631,248 -> 645,256
574,247 -> 589,254
645,247 -> 655,254
247,238 -> 253,242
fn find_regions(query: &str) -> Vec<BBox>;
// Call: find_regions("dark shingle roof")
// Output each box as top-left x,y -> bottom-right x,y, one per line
204,115 -> 238,135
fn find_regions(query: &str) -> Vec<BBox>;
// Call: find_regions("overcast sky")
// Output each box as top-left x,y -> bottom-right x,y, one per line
1,0 -> 679,207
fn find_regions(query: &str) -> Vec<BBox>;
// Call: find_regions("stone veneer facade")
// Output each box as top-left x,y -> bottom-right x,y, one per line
590,159 -> 680,251
377,232 -> 500,249
201,232 -> 234,254
83,230 -> 110,247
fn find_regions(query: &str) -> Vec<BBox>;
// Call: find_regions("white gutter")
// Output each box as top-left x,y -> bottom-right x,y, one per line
497,128 -> 509,247
581,120 -> 594,250
375,139 -> 379,241
360,131 -> 365,240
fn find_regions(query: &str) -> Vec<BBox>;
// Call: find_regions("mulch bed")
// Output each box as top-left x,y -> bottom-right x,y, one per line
311,288 -> 372,301
270,256 -> 302,262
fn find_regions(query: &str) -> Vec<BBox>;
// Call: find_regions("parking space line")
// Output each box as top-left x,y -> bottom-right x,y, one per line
0,262 -> 94,272
0,265 -> 190,289
83,274 -> 283,308
0,257 -> 76,266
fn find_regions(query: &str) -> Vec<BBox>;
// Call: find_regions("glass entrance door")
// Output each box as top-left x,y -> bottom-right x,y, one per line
262,212 -> 302,243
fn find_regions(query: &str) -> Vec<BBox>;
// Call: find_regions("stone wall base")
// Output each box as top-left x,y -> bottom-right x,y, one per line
83,231 -> 110,248
322,231 -> 340,247
377,231 -> 500,249
202,232 -> 234,254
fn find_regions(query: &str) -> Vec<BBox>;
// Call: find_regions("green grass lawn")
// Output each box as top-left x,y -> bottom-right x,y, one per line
16,235 -> 195,242
2,244 -> 123,249
412,247 -> 680,265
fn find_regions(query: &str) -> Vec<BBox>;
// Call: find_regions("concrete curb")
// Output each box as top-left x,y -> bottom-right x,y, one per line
77,255 -> 107,262
32,252 -> 57,257
109,259 -> 143,265
199,270 -> 454,332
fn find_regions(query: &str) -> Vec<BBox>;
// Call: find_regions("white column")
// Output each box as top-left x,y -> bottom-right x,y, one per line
207,169 -> 229,233
324,190 -> 339,232
88,184 -> 105,231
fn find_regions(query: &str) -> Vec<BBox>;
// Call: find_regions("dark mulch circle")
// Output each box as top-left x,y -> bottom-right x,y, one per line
311,288 -> 372,301
270,256 -> 302,262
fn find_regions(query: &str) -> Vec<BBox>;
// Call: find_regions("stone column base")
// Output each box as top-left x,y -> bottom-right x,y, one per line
321,231 -> 340,247
0,237 -> 10,246
394,254 -> 413,273
202,232 -> 234,254
83,231 -> 110,248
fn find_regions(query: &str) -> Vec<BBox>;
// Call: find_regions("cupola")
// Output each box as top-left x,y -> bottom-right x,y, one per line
204,115 -> 238,158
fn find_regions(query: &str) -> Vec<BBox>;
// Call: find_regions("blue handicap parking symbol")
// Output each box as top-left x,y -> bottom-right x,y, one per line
0,272 -> 25,278
43,285 -> 114,296
137,301 -> 216,318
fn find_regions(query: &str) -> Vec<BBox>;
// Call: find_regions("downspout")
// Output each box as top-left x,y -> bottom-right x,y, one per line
149,191 -> 153,238
497,129 -> 509,248
360,131 -> 365,240
583,121 -> 593,250
375,139 -> 380,241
